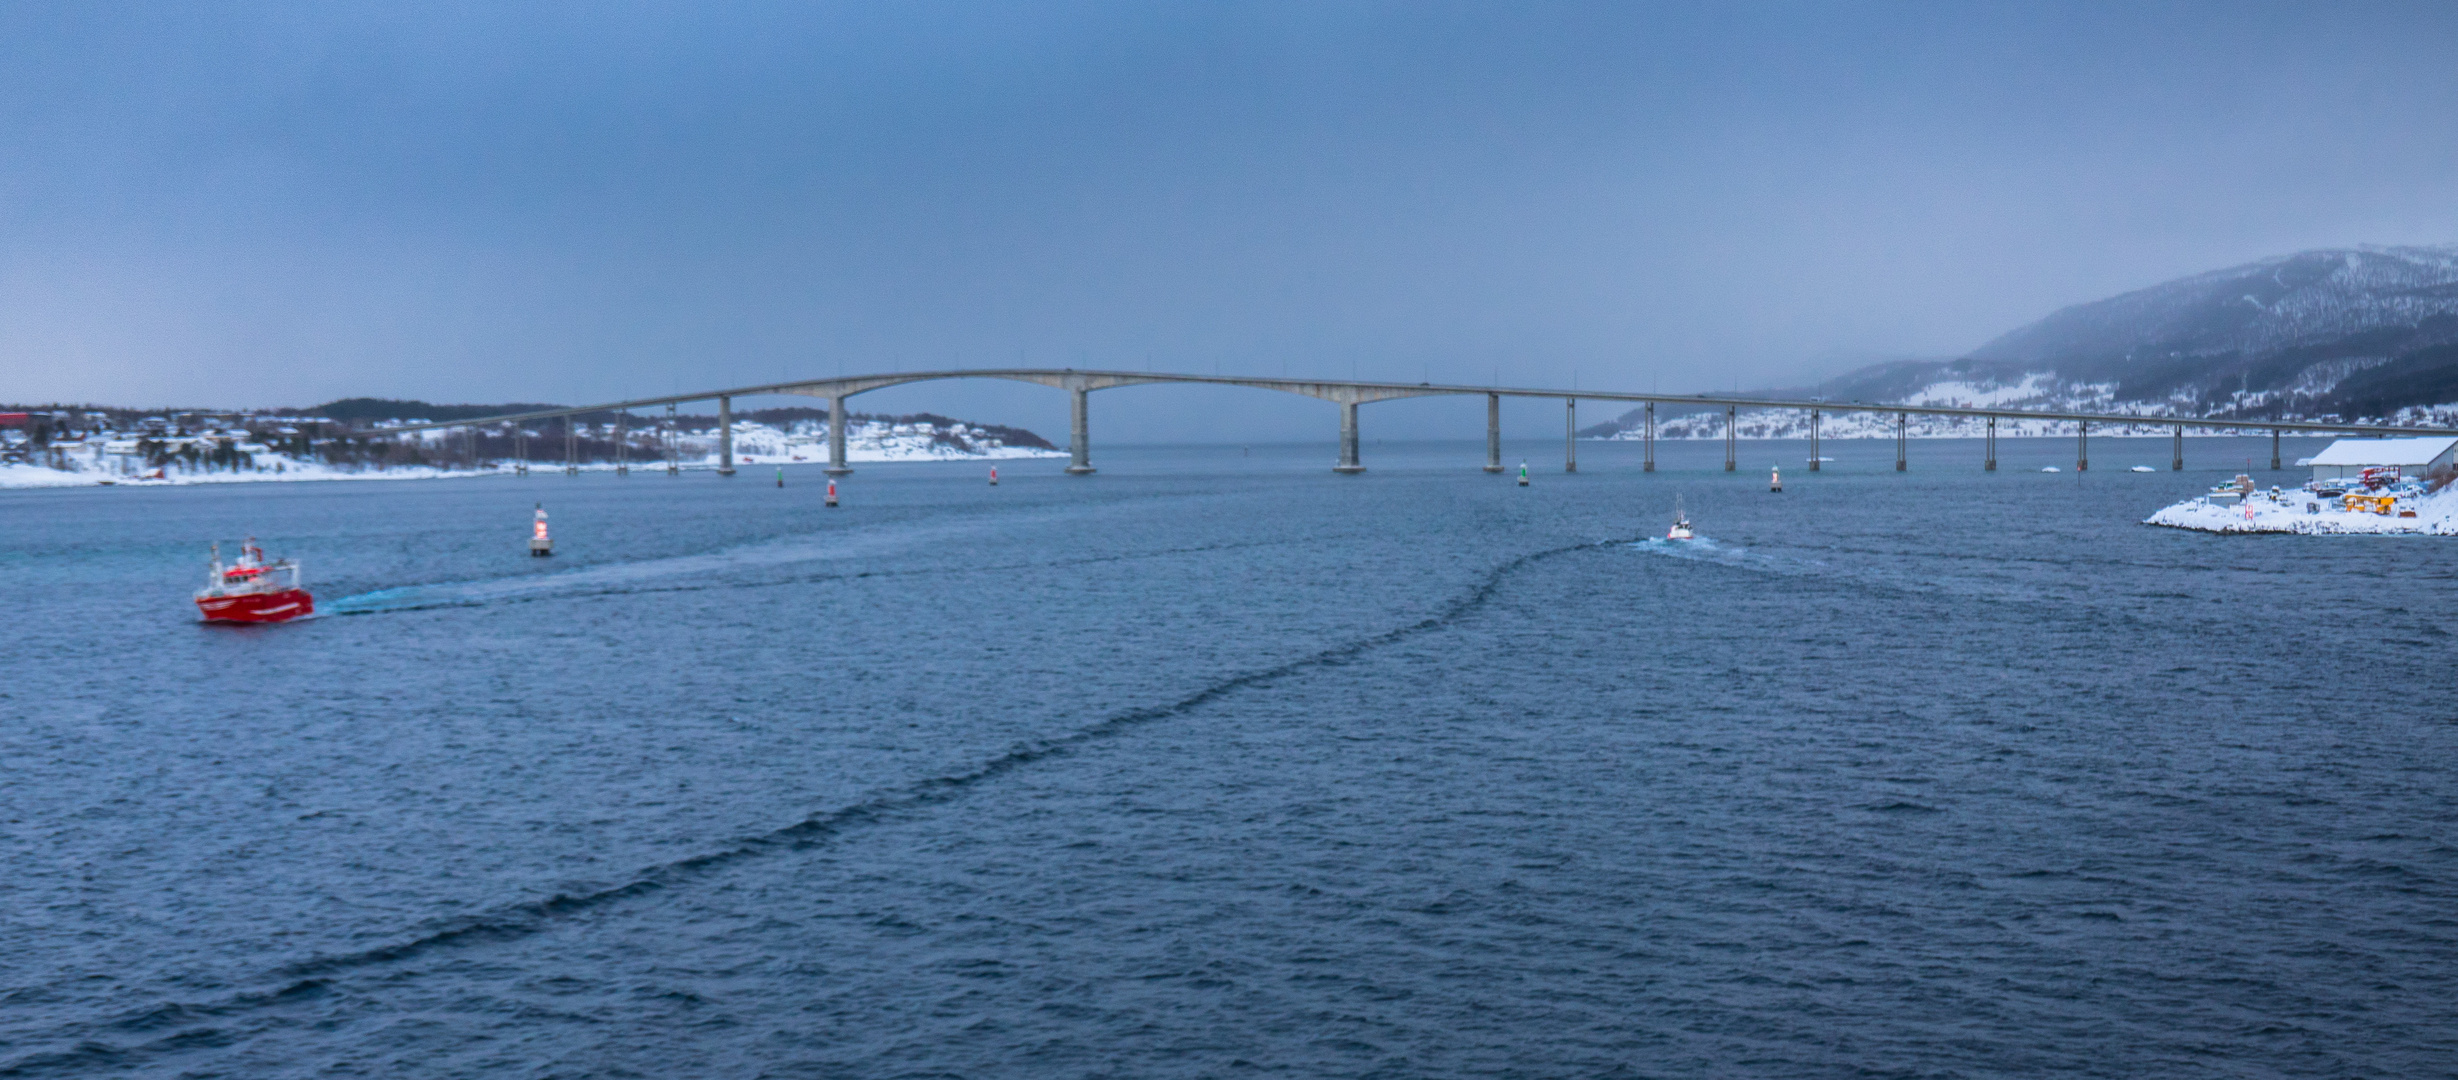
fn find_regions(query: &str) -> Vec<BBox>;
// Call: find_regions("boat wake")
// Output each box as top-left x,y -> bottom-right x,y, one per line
323,521 -> 989,614
1626,533 -> 2060,608
1,537 -> 1628,1077
325,535 -> 1291,617
1624,534 -> 1814,575
321,497 -> 1303,616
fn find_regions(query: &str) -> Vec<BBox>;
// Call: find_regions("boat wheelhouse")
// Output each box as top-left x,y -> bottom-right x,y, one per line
195,539 -> 313,623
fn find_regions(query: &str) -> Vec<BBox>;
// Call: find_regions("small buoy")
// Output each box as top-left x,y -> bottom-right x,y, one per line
989,466 -> 999,486
1517,460 -> 1529,487
776,465 -> 784,488
825,480 -> 839,508
1770,466 -> 1782,493
529,502 -> 553,557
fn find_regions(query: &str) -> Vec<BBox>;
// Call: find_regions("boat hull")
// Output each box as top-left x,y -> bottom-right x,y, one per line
197,588 -> 314,623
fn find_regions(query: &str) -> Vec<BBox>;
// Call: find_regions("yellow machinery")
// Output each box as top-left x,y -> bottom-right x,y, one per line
2344,494 -> 2397,515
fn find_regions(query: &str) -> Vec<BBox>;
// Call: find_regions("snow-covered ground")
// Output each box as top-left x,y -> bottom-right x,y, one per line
2389,401 -> 2458,427
0,457 -> 493,488
1590,370 -> 2405,442
714,417 -> 1059,467
0,418 -> 1060,489
1609,405 -> 2238,441
2145,485 -> 2458,535
1898,374 -> 2077,410
1595,374 -> 2265,442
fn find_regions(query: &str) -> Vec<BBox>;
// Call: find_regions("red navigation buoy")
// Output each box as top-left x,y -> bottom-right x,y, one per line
530,503 -> 553,556
989,466 -> 999,486
826,480 -> 839,508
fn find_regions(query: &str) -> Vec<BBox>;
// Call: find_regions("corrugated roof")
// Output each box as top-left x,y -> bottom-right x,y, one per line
2307,436 -> 2458,466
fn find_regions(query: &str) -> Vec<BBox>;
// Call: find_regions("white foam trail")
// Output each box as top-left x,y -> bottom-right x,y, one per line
1623,535 -> 1812,574
1624,533 -> 2064,607
323,490 -> 1244,615
327,515 -> 1010,614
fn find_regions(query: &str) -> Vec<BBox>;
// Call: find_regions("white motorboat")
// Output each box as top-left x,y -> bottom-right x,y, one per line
1666,495 -> 1694,540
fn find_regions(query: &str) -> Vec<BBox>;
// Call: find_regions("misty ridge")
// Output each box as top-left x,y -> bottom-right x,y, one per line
1589,244 -> 2458,439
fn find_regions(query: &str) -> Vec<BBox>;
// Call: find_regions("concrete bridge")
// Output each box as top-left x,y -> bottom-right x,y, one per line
380,368 -> 2458,476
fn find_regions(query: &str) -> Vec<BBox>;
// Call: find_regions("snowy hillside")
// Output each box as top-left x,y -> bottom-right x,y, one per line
1969,244 -> 2458,416
701,415 -> 1059,467
0,416 -> 1061,489
1592,244 -> 2458,440
1975,245 -> 2458,372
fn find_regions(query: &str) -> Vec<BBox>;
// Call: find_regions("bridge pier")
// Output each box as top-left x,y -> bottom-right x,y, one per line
1564,398 -> 1577,472
1809,409 -> 1821,471
1724,405 -> 1736,471
1642,402 -> 1655,472
1484,393 -> 1503,472
361,370 -> 2458,494
826,395 -> 851,476
1335,401 -> 1365,473
1066,388 -> 1096,474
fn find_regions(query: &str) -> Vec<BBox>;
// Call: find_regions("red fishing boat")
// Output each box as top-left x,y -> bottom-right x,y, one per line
195,539 -> 314,623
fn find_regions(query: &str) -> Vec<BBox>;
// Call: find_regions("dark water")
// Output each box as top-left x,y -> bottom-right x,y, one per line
4,436 -> 2454,1078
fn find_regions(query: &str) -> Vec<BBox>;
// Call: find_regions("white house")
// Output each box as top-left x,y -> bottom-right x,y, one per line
2307,436 -> 2458,484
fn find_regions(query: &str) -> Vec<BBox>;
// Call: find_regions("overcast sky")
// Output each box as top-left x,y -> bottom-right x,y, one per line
5,1 -> 2457,440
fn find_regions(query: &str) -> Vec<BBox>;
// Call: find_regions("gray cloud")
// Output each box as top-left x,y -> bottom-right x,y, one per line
4,1 -> 2456,441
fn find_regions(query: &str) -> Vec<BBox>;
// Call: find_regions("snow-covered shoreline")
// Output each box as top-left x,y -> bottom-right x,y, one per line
1590,373 -> 2458,441
2145,486 -> 2458,535
0,417 -> 1062,489
0,458 -> 498,488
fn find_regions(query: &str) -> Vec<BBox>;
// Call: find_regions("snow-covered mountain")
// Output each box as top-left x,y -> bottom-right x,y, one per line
1970,244 -> 2458,418
1592,244 -> 2458,439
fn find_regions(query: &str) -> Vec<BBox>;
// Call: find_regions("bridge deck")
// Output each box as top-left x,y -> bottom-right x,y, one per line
371,368 -> 2458,438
